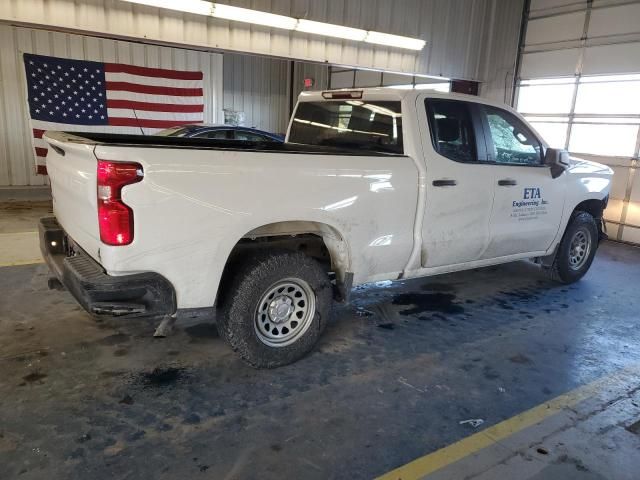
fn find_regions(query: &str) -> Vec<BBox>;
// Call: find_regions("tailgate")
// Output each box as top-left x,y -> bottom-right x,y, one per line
44,131 -> 101,261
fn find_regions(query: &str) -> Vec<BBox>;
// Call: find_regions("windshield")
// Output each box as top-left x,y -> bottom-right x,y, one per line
288,100 -> 403,154
155,127 -> 190,137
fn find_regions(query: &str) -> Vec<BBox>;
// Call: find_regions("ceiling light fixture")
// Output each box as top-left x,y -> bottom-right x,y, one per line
121,0 -> 426,51
296,19 -> 367,42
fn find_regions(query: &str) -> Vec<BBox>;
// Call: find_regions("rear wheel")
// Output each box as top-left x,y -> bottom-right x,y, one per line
551,211 -> 599,284
217,251 -> 332,368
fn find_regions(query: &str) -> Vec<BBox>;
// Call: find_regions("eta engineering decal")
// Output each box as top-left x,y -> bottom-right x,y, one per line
511,188 -> 549,221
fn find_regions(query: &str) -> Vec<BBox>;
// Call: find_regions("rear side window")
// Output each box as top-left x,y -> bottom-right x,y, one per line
425,99 -> 477,162
192,129 -> 232,140
482,106 -> 543,166
288,101 -> 403,154
234,131 -> 275,142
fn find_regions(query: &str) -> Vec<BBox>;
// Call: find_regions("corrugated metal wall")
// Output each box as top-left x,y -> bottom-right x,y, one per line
222,55 -> 329,134
0,0 -> 523,82
0,0 -> 527,185
223,53 -> 289,134
0,24 -> 223,186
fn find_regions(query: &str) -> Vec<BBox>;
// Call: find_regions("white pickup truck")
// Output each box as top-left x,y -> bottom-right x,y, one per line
40,88 -> 612,367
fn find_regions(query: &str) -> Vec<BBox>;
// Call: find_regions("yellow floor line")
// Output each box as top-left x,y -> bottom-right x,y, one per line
0,231 -> 44,267
376,365 -> 640,480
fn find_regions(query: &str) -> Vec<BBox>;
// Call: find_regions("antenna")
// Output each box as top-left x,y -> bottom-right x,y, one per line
131,109 -> 145,135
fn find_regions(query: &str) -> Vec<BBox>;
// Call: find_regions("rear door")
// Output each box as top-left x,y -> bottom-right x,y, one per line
418,97 -> 496,268
479,105 -> 567,258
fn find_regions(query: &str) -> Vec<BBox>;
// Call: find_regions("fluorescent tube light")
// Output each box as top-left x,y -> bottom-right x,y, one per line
120,1 -> 425,51
213,3 -> 298,30
296,19 -> 367,41
365,31 -> 426,51
121,0 -> 213,16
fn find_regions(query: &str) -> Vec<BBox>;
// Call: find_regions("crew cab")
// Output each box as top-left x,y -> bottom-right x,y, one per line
40,88 -> 612,367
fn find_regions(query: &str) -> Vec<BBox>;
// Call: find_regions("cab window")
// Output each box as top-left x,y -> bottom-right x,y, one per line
425,99 -> 477,163
482,106 -> 542,166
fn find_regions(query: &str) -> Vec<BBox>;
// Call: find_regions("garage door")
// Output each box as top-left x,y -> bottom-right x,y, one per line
515,0 -> 640,244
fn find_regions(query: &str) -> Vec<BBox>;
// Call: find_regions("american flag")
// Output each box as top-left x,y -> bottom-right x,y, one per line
23,53 -> 204,174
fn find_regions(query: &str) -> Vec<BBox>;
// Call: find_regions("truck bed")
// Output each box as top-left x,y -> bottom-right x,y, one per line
53,131 -> 404,157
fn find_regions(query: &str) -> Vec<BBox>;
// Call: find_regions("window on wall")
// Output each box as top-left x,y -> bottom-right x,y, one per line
516,75 -> 640,158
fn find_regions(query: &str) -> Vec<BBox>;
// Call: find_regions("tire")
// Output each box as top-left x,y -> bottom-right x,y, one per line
216,251 -> 332,368
551,211 -> 599,284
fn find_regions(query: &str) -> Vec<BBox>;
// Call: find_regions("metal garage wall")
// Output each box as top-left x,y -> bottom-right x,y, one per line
516,0 -> 640,244
0,24 -> 223,186
223,53 -> 289,134
223,54 -> 328,134
0,0 -> 523,91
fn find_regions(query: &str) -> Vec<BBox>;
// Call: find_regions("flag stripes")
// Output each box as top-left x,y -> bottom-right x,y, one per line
24,53 -> 205,173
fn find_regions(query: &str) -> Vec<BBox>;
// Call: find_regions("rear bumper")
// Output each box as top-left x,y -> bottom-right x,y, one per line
39,216 -> 176,318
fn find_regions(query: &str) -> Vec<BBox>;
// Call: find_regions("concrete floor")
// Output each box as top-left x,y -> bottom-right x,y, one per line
1,202 -> 640,479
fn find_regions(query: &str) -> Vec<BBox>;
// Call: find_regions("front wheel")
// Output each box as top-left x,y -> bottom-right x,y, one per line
217,251 -> 332,368
551,211 -> 599,284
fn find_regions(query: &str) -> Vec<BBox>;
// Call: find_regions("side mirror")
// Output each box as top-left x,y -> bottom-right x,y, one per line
544,148 -> 570,179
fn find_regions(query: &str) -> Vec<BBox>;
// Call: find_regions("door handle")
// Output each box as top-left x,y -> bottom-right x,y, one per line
498,179 -> 517,186
432,179 -> 457,187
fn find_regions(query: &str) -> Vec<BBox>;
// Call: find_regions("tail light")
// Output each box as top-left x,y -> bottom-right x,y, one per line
97,160 -> 143,246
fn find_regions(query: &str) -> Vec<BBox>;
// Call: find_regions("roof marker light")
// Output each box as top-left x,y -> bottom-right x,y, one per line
322,91 -> 363,100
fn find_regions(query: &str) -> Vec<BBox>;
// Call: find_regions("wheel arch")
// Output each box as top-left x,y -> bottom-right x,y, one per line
216,220 -> 353,305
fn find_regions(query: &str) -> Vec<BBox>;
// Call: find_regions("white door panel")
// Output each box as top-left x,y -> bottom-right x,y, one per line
418,96 -> 496,268
480,105 -> 567,258
484,167 -> 566,258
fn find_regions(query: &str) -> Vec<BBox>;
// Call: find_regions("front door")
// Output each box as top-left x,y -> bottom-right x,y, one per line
480,105 -> 567,259
418,97 -> 496,268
